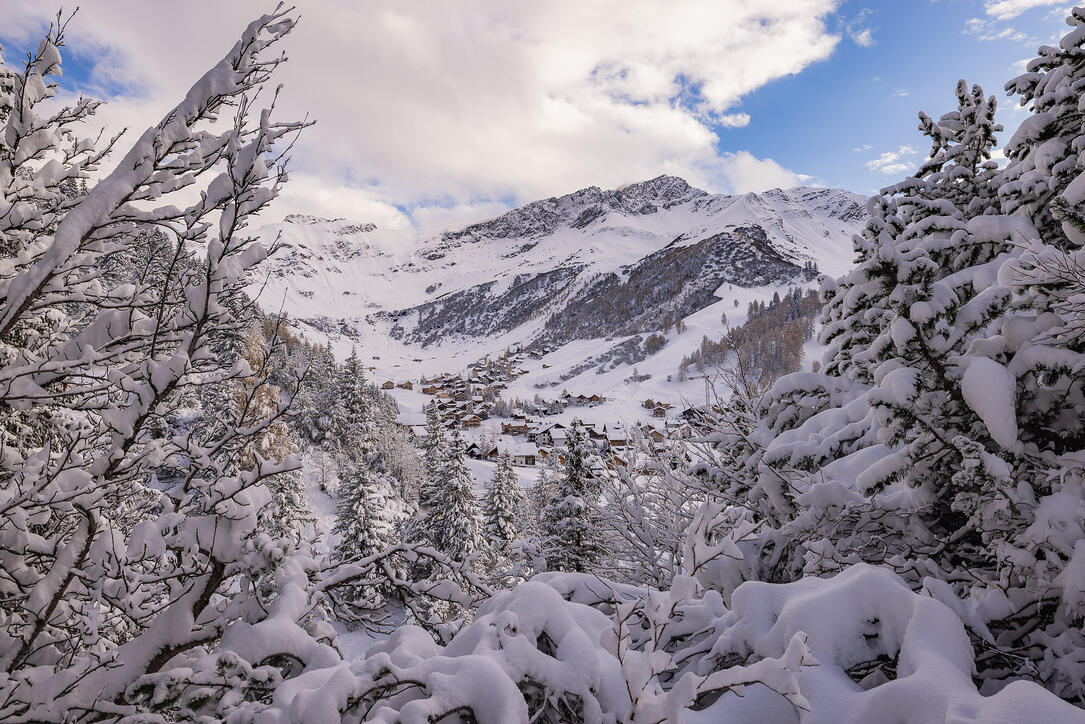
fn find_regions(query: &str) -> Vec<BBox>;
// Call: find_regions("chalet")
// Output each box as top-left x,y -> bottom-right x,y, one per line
466,442 -> 497,459
408,425 -> 428,442
396,381 -> 414,390
585,425 -> 607,441
533,423 -> 566,446
652,405 -> 668,418
421,384 -> 439,395
605,425 -> 628,448
642,398 -> 655,409
588,394 -> 604,405
607,453 -> 629,470
511,445 -> 537,467
461,414 -> 483,429
381,380 -> 395,390
501,417 -> 530,436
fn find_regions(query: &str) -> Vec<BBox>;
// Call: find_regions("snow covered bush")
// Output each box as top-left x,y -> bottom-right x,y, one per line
0,9 -> 334,719
686,7 -> 1085,704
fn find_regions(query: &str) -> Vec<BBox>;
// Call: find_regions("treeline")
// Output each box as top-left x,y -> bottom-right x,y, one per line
678,287 -> 820,383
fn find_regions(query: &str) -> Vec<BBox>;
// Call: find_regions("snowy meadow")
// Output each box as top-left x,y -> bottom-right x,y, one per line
1,5 -> 1085,723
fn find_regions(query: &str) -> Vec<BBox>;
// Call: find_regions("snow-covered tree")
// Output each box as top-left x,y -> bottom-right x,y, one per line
0,10 -> 323,718
526,456 -> 557,534
427,429 -> 484,563
542,421 -> 604,572
483,452 -> 525,552
332,462 -> 395,601
701,11 -> 1085,700
332,346 -> 374,465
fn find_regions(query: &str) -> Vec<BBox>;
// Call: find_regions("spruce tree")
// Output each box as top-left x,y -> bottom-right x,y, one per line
332,462 -> 395,608
418,403 -> 449,512
426,429 -> 484,562
333,346 -> 374,465
334,463 -> 394,562
483,452 -> 525,552
542,422 -> 603,572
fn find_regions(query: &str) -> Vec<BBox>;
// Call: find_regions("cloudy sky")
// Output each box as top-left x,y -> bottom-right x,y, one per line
0,0 -> 1074,232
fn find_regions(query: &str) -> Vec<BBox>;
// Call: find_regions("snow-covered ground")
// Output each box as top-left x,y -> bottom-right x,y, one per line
250,178 -> 861,407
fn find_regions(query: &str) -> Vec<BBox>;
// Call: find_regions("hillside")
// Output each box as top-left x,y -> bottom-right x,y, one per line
251,176 -> 865,396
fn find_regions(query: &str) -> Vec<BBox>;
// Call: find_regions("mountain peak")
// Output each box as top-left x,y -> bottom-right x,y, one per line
441,175 -> 707,243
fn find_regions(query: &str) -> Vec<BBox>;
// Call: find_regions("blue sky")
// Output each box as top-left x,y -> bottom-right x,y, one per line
714,0 -> 1070,194
0,1 -> 1076,229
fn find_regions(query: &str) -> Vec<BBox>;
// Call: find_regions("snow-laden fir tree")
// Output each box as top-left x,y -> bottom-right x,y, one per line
542,421 -> 604,572
300,343 -> 339,445
525,456 -> 558,535
332,346 -> 375,466
417,401 -> 449,514
426,428 -> 484,563
483,452 -> 525,552
332,462 -> 395,602
704,10 -> 1085,699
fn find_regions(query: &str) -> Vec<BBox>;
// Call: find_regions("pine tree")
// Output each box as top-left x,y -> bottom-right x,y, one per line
332,346 -> 374,466
332,462 -> 395,609
418,403 -> 448,512
542,422 -> 603,572
483,452 -> 525,552
1002,8 -> 1085,248
427,429 -> 484,562
334,463 -> 394,562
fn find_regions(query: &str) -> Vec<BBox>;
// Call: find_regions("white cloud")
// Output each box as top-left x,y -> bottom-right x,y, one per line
965,15 -> 1034,43
711,151 -> 813,193
1009,57 -> 1032,73
852,144 -> 873,152
716,113 -> 752,128
0,0 -> 841,231
845,8 -> 876,47
851,28 -> 875,46
892,88 -> 910,97
410,201 -> 517,236
985,0 -> 1064,20
865,145 -> 918,174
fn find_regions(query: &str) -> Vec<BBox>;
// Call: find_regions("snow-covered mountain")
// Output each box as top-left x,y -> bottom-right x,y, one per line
252,176 -> 865,391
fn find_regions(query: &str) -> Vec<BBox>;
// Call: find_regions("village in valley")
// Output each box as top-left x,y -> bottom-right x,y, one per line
374,344 -> 704,481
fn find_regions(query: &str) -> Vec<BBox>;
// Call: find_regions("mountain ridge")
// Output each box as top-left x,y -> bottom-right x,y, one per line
251,176 -> 866,383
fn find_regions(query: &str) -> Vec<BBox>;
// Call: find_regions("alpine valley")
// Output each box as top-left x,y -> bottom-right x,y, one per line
252,175 -> 866,409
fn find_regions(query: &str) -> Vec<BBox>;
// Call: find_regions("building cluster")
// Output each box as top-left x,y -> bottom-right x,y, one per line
482,416 -> 699,471
389,343 -> 717,475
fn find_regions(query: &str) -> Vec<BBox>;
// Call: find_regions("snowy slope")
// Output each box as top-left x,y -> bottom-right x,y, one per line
250,176 -> 865,394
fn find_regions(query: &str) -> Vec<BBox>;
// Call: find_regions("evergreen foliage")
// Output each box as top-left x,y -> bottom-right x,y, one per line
483,452 -> 525,551
542,422 -> 604,572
